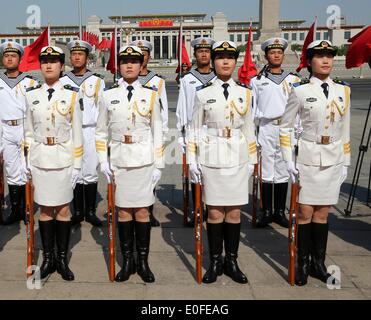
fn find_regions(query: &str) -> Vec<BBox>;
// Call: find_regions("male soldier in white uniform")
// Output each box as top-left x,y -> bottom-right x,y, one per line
250,38 -> 301,228
60,40 -> 105,227
118,39 -> 168,227
280,40 -> 350,286
0,42 -> 37,224
176,37 -> 216,227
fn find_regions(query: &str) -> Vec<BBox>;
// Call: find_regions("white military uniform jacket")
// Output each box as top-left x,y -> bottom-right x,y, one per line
24,82 -> 83,169
60,71 -> 105,126
119,71 -> 168,133
95,80 -> 165,169
188,78 -> 257,168
251,71 -> 301,121
176,68 -> 216,131
280,76 -> 351,167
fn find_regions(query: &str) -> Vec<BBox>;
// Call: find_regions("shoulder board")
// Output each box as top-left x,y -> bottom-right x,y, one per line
104,83 -> 119,91
142,85 -> 158,92
63,84 -> 79,92
293,79 -> 310,88
289,72 -> 301,78
180,72 -> 188,79
155,73 -> 164,79
196,81 -> 213,91
93,73 -> 105,80
26,84 -> 42,92
333,78 -> 350,87
236,81 -> 252,90
24,74 -> 35,80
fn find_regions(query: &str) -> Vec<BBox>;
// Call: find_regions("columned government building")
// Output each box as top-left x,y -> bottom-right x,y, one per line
0,12 -> 365,60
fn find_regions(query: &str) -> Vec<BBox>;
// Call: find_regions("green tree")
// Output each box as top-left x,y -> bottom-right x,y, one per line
291,43 -> 303,52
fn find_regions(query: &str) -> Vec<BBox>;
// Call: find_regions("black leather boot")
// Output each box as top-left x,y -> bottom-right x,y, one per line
55,221 -> 75,281
202,223 -> 224,284
115,221 -> 136,282
72,183 -> 84,225
3,185 -> 22,225
273,183 -> 289,228
295,223 -> 311,286
309,222 -> 332,284
18,185 -> 26,225
223,222 -> 248,284
148,205 -> 160,227
84,183 -> 102,227
135,221 -> 155,283
256,183 -> 273,228
39,220 -> 56,279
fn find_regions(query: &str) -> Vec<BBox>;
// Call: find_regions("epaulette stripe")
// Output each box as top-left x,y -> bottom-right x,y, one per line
143,85 -> 158,92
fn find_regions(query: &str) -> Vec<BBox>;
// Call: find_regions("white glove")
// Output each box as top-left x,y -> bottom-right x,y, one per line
286,160 -> 298,183
152,168 -> 162,186
71,168 -> 81,189
248,164 -> 254,178
341,166 -> 348,184
100,161 -> 113,183
190,163 -> 202,184
20,162 -> 30,182
177,136 -> 187,153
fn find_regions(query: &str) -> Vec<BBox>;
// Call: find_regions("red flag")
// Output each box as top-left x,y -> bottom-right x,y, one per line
106,29 -> 117,75
346,25 -> 371,69
175,32 -> 191,75
296,18 -> 317,72
19,27 -> 49,72
238,22 -> 257,85
99,38 -> 111,50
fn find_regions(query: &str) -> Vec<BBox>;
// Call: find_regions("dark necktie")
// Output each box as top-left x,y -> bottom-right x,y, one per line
321,83 -> 329,99
47,88 -> 55,101
127,85 -> 134,102
222,83 -> 229,100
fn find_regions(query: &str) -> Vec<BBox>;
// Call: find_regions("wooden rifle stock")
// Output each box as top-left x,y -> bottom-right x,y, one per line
252,163 -> 259,228
194,182 -> 203,284
288,180 -> 298,286
107,178 -> 116,282
0,153 -> 4,224
25,174 -> 34,278
182,153 -> 189,226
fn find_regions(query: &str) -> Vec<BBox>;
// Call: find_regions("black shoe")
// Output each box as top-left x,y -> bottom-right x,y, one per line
202,223 -> 224,284
273,183 -> 289,228
56,221 -> 74,281
72,183 -> 84,226
148,206 -> 160,227
39,220 -> 57,279
84,183 -> 102,227
309,222 -> 332,284
223,222 -> 248,284
295,223 -> 311,286
19,185 -> 26,225
115,221 -> 136,282
3,185 -> 23,225
255,210 -> 269,228
256,183 -> 273,227
135,222 -> 155,283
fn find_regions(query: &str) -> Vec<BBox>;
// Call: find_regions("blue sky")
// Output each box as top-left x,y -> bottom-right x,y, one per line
1,0 -> 370,33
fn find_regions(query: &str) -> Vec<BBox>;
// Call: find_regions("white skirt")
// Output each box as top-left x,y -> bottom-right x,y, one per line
298,163 -> 342,205
201,163 -> 250,206
113,163 -> 156,208
32,166 -> 73,206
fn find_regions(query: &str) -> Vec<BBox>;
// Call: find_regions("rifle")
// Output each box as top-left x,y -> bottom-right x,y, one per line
194,181 -> 203,284
288,146 -> 299,286
107,150 -> 116,282
24,146 -> 34,279
252,163 -> 259,228
182,127 -> 189,226
0,153 -> 4,224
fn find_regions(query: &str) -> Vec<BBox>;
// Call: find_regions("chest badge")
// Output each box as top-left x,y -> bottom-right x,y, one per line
261,82 -> 269,86
306,97 -> 317,103
33,100 -> 40,105
111,100 -> 120,105
141,99 -> 147,103
190,81 -> 196,84
207,99 -> 216,104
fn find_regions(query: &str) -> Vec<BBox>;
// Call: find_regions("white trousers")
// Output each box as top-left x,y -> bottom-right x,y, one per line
78,126 -> 99,184
258,122 -> 289,184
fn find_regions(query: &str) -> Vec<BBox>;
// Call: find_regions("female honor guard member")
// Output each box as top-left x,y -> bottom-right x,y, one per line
250,38 -> 301,228
280,40 -> 350,286
0,42 -> 37,225
96,45 -> 164,283
176,37 -> 216,227
188,41 -> 257,284
24,46 -> 83,281
60,40 -> 105,227
124,39 -> 169,227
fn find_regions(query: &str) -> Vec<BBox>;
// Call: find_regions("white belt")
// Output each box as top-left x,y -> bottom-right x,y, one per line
259,117 -> 282,126
111,132 -> 148,144
207,128 -> 241,139
2,119 -> 23,126
34,134 -> 70,146
301,133 -> 341,145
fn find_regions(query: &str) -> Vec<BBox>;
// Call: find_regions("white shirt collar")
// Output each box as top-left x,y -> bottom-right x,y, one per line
121,79 -> 141,90
43,80 -> 63,91
215,77 -> 234,88
311,76 -> 331,86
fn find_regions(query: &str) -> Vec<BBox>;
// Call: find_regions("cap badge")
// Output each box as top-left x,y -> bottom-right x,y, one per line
222,42 -> 229,48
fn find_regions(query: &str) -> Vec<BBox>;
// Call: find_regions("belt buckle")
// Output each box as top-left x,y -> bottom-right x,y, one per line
223,127 -> 231,138
321,136 -> 330,145
123,135 -> 133,144
11,120 -> 18,126
46,137 -> 56,145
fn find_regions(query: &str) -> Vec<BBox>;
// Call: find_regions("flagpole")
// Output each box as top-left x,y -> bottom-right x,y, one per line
48,22 -> 51,45
114,25 -> 118,82
179,16 -> 183,79
78,0 -> 83,40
